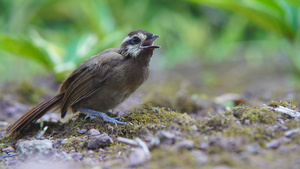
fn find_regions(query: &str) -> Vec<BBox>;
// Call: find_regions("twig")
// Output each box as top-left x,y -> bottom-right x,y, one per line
116,137 -> 138,146
264,104 -> 300,118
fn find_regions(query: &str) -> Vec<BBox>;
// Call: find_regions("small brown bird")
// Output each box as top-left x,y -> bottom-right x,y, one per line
7,30 -> 160,135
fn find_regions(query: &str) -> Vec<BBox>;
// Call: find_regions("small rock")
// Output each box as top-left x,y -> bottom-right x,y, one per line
244,143 -> 261,154
198,141 -> 210,151
244,120 -> 251,125
157,131 -> 175,145
235,121 -> 242,126
175,140 -> 194,150
61,139 -> 68,145
77,128 -> 87,134
2,146 -> 15,153
277,136 -> 291,144
87,133 -> 113,149
88,129 -> 100,136
127,148 -> 147,167
53,139 -> 62,148
266,139 -> 280,149
69,150 -> 76,154
284,129 -> 300,137
16,140 -> 56,160
71,153 -> 83,162
191,150 -> 209,165
190,125 -> 198,131
278,118 -> 285,124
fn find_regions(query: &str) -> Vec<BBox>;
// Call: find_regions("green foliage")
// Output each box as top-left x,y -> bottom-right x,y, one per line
189,0 -> 300,41
189,0 -> 300,72
1,0 -> 300,80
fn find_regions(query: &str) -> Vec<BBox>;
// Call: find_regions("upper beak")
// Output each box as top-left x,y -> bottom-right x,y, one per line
140,34 -> 160,49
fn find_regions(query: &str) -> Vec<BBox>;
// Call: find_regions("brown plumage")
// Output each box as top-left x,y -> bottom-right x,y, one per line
7,30 -> 160,136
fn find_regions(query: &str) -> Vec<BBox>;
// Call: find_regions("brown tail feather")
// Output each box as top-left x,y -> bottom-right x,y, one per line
7,93 -> 64,136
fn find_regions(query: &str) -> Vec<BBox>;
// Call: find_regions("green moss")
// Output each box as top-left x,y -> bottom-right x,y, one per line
267,100 -> 298,110
61,136 -> 87,151
228,106 -> 278,125
197,113 -> 237,132
123,104 -> 179,125
223,125 -> 278,146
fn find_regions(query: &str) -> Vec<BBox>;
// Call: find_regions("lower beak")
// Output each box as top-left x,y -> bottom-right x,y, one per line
140,34 -> 160,49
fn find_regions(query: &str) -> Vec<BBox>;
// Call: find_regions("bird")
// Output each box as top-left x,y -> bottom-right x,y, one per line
7,30 -> 160,136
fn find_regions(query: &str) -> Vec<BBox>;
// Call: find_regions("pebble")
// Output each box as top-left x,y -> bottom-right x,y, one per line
2,146 -> 15,153
88,129 -> 101,136
16,140 -> 56,160
77,128 -> 87,134
157,130 -> 175,145
53,139 -> 62,148
191,150 -> 209,165
284,129 -> 300,137
71,153 -> 83,162
265,139 -> 280,149
175,140 -> 194,150
87,133 -> 113,149
244,143 -> 261,154
244,120 -> 251,125
235,121 -> 242,126
127,148 -> 147,167
198,141 -> 210,151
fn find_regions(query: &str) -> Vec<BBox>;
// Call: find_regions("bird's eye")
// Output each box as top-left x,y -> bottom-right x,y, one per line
130,37 -> 141,45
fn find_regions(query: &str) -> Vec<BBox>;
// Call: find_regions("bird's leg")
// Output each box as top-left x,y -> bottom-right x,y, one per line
77,108 -> 126,125
106,110 -> 119,117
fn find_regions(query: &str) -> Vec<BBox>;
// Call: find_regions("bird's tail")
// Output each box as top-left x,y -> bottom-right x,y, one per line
7,93 -> 64,136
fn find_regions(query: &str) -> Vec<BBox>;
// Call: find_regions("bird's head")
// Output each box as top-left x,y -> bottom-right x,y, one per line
119,30 -> 160,57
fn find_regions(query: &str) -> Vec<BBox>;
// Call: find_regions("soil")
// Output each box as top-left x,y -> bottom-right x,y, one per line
1,60 -> 300,169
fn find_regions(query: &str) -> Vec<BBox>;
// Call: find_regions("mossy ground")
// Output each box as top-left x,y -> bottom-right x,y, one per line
1,95 -> 300,169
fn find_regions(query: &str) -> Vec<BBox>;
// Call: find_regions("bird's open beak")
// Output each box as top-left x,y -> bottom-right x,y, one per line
140,34 -> 160,49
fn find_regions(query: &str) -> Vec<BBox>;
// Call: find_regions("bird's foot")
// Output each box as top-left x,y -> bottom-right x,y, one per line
84,115 -> 96,121
77,108 -> 126,125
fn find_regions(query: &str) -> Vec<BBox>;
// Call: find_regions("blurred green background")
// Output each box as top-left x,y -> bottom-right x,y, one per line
0,0 -> 299,83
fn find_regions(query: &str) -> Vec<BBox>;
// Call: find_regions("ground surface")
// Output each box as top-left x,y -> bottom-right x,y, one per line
1,60 -> 300,169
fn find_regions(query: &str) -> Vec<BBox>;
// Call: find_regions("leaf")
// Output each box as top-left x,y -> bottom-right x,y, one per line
0,34 -> 53,69
188,0 -> 298,41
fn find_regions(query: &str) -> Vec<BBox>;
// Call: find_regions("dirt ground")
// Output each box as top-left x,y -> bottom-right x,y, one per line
1,60 -> 300,169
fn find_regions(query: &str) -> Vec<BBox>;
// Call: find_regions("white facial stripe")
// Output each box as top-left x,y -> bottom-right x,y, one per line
121,32 -> 148,57
122,36 -> 131,44
123,46 -> 141,58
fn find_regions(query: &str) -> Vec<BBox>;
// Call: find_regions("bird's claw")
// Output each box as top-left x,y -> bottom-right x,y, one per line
77,108 -> 126,125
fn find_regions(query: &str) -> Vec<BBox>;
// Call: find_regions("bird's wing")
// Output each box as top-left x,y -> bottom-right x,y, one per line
59,49 -> 123,118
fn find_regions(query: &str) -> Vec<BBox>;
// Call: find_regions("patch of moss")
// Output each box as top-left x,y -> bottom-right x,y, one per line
197,113 -> 237,132
267,100 -> 298,110
222,125 -> 278,146
118,104 -> 195,138
61,136 -> 87,151
228,106 -> 278,125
